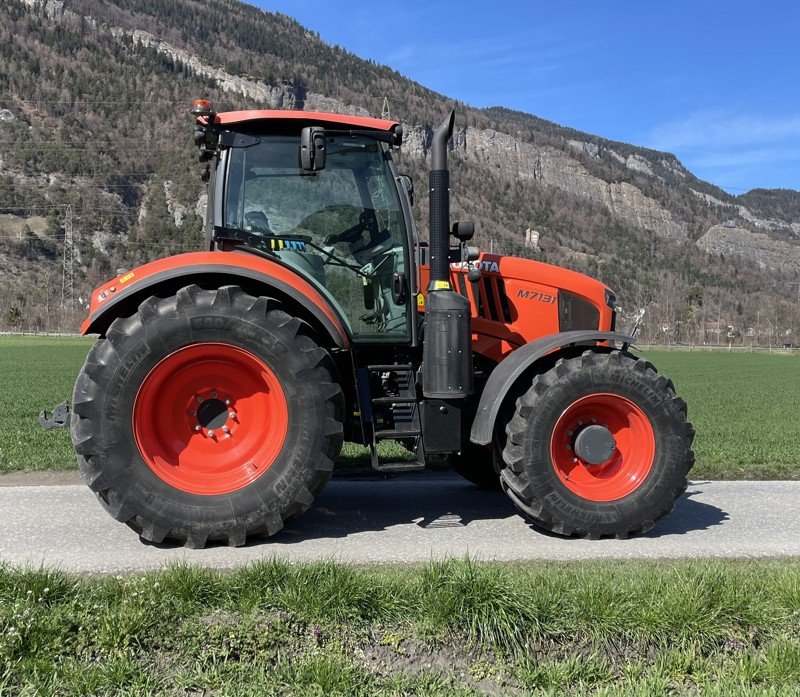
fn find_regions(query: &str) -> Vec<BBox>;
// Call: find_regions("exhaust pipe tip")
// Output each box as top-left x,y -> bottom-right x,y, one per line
431,108 -> 455,171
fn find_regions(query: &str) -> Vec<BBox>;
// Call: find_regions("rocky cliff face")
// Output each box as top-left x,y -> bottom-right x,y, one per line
405,126 -> 687,242
127,33 -> 301,108
697,225 -> 800,275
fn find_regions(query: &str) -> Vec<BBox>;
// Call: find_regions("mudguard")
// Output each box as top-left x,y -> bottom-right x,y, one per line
81,251 -> 350,347
469,330 -> 634,445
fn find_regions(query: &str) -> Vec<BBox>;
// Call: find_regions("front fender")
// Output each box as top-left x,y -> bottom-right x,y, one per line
82,251 -> 350,348
469,330 -> 634,445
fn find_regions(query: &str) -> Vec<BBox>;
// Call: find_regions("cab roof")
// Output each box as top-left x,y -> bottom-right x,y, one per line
210,109 -> 399,132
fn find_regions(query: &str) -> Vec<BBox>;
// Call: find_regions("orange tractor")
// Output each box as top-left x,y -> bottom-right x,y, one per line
66,103 -> 693,547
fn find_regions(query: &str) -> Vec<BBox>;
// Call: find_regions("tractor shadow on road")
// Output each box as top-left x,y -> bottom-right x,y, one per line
271,473 -> 517,544
499,486 -> 728,541
140,476 -> 728,549
141,473 -> 516,550
267,477 -> 728,545
641,487 -> 728,538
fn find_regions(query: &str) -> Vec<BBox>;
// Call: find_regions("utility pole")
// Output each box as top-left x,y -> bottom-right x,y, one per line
381,97 -> 390,121
61,204 -> 73,309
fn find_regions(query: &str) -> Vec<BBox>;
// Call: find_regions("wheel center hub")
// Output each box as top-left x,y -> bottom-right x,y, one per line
196,398 -> 229,430
573,424 -> 616,465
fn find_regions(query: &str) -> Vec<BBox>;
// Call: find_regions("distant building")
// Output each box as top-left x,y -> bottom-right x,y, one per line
525,228 -> 540,250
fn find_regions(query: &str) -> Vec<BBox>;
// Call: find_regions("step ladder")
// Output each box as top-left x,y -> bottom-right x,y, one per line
363,363 -> 424,473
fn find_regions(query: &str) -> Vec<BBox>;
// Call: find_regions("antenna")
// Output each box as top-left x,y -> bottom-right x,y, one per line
381,96 -> 390,121
61,204 -> 74,309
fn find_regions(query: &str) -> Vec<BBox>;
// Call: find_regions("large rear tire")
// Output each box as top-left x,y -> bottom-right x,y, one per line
499,350 -> 694,538
71,285 -> 344,548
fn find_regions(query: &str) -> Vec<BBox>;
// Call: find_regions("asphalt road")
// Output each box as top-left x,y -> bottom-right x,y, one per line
1,474 -> 797,573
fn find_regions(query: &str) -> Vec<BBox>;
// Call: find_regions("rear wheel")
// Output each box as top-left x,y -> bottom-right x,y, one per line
499,350 -> 694,538
71,285 -> 344,548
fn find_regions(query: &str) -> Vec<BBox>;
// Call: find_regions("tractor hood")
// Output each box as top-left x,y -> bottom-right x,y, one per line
472,253 -> 613,305
420,251 -> 616,361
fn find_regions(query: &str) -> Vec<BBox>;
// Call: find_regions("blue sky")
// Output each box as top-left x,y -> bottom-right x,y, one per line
256,1 -> 800,193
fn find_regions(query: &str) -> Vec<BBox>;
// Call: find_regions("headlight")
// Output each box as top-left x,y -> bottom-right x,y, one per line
559,291 -> 600,332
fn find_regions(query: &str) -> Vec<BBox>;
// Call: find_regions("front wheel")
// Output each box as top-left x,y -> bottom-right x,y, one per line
499,350 -> 694,538
70,285 -> 344,548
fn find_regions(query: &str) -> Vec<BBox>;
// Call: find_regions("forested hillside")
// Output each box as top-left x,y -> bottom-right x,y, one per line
1,0 -> 799,345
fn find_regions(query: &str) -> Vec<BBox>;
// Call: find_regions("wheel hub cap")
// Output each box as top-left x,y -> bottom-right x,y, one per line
573,424 -> 616,465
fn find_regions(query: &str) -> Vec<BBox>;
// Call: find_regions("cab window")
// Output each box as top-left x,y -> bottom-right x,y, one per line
224,135 -> 409,340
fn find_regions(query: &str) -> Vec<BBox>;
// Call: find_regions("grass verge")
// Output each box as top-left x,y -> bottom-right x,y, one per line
2,558 -> 800,695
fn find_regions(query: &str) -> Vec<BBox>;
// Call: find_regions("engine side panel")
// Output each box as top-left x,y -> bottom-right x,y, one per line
419,252 -> 614,362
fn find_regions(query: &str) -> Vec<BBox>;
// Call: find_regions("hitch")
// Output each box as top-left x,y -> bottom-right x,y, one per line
39,402 -> 71,430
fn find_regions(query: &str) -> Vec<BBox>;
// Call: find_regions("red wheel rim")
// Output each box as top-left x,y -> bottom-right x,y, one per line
132,343 -> 288,495
549,393 -> 655,502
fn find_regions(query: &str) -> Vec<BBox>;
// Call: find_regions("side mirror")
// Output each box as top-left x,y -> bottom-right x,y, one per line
452,220 -> 474,242
300,127 -> 326,171
362,278 -> 376,310
392,272 -> 407,305
398,174 -> 414,206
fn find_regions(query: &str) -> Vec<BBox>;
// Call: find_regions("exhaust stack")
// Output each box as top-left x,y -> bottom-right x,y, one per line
422,110 -> 474,400
427,110 -> 455,287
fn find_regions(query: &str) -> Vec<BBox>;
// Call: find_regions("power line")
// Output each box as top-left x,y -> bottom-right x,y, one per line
0,234 -> 197,248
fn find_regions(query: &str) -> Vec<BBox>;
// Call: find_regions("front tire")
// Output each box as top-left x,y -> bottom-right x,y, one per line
499,350 -> 694,538
71,285 -> 344,548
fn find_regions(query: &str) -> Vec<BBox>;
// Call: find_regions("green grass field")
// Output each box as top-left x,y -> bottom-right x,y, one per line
2,558 -> 800,695
1,335 -> 799,478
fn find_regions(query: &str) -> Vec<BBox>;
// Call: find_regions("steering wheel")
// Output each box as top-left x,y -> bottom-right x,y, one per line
325,210 -> 375,246
244,210 -> 273,235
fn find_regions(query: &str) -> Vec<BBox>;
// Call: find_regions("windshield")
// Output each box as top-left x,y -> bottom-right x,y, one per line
224,135 -> 409,340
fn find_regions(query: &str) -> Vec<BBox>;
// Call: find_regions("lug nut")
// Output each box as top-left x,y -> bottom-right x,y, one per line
577,420 -> 583,426
225,399 -> 231,406
194,425 -> 201,432
229,412 -> 236,419
208,430 -> 215,438
189,409 -> 196,416
222,426 -> 230,434
591,418 -> 596,424
565,444 -> 571,450
195,395 -> 203,404
567,430 -> 574,437
211,391 -> 217,398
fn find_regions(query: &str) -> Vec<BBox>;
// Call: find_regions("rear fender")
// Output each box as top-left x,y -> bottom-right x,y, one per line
82,251 -> 350,348
469,330 -> 634,445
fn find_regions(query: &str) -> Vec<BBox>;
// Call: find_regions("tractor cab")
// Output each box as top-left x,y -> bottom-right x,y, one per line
194,102 -> 415,343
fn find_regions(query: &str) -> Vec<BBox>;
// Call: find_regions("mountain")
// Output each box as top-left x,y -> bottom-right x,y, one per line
1,0 -> 799,345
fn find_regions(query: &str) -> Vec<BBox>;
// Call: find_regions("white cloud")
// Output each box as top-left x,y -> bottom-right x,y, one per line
648,110 -> 800,151
690,147 -> 800,169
